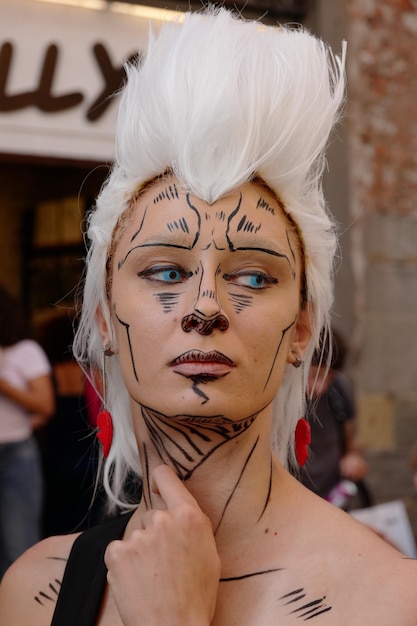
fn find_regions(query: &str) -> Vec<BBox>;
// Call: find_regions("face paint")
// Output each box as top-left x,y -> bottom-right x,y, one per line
109,175 -> 304,424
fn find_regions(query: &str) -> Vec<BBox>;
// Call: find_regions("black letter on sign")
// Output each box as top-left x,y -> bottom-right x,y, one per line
36,44 -> 83,112
86,43 -> 142,122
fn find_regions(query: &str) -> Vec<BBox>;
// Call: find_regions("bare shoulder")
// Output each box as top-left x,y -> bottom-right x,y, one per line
350,519 -> 417,623
315,503 -> 417,624
0,533 -> 79,626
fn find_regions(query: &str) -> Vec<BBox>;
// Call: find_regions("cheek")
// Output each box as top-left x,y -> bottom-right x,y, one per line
112,283 -> 171,334
242,308 -> 297,389
112,289 -> 181,382
235,303 -> 295,353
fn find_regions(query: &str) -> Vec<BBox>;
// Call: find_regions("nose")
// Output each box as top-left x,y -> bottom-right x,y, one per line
181,264 -> 229,335
181,312 -> 229,335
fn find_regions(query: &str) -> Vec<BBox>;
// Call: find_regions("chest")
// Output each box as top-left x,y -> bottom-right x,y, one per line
212,569 -> 334,626
96,568 -> 334,626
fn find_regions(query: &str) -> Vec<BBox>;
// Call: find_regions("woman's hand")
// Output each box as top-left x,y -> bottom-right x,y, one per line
104,465 -> 221,626
339,451 -> 368,482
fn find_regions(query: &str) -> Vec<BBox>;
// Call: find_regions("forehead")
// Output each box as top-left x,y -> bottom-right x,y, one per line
118,176 -> 299,254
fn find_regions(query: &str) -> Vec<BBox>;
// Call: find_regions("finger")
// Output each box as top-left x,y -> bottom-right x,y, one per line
151,465 -> 199,510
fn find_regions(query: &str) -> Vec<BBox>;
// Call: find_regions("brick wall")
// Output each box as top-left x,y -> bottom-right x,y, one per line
346,0 -> 417,524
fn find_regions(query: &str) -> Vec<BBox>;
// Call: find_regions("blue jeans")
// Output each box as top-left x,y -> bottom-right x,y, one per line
0,437 -> 43,578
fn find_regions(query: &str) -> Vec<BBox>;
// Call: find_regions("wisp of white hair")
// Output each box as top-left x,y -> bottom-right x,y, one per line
73,7 -> 346,512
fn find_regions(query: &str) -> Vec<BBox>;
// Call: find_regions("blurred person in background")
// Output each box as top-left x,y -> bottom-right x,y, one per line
0,286 -> 54,578
300,327 -> 369,508
37,310 -> 102,536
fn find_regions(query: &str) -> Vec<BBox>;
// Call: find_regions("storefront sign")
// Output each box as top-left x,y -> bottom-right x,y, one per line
0,0 -> 164,162
0,41 -> 139,121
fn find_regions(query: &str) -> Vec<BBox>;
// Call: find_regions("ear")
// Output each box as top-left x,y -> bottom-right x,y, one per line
96,306 -> 113,349
287,306 -> 312,366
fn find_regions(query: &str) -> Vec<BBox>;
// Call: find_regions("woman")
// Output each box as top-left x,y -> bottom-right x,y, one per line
0,287 -> 55,579
0,9 -> 416,625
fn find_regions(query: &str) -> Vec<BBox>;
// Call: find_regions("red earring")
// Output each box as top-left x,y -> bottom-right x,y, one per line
96,344 -> 114,458
295,418 -> 311,467
291,354 -> 309,466
97,409 -> 113,458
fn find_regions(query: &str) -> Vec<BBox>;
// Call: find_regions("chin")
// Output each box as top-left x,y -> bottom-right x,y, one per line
136,380 -> 269,421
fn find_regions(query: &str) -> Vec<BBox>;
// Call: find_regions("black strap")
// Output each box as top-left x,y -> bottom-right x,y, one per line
51,512 -> 134,626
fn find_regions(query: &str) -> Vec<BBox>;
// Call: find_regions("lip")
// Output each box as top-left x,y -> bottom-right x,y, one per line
170,350 -> 235,377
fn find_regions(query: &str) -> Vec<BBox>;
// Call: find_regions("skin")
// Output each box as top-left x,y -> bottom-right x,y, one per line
106,179 -> 307,501
1,176 -> 417,626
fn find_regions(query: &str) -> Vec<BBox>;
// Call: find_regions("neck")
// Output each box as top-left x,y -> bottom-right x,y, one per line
134,404 -> 281,541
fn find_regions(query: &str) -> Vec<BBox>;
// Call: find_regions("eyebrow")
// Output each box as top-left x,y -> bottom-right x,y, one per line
119,240 -> 292,269
118,240 -> 193,270
229,242 -> 295,277
231,244 -> 290,261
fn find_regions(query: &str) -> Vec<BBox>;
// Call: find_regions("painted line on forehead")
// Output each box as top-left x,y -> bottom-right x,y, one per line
114,309 -> 139,382
286,229 -> 297,280
263,319 -> 296,391
167,216 -> 190,234
130,204 -> 148,243
236,214 -> 261,234
118,192 -> 202,270
225,195 -> 292,265
225,194 -> 243,251
152,182 -> 180,204
286,229 -> 296,263
256,196 -> 277,215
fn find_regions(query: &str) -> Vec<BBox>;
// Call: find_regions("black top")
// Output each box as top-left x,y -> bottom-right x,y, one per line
51,512 -> 134,626
301,371 -> 355,499
41,393 -> 101,536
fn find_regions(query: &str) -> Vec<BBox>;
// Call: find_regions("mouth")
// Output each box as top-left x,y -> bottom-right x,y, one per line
170,350 -> 235,377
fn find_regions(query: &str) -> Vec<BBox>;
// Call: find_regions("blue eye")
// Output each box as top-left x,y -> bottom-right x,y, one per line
224,271 -> 277,289
157,268 -> 183,282
238,273 -> 267,288
247,274 -> 267,288
138,265 -> 191,283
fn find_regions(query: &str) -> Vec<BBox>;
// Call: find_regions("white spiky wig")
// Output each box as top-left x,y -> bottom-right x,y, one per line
74,7 -> 346,511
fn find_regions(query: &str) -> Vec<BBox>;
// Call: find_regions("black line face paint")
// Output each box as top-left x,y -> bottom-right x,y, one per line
281,588 -> 333,621
34,564 -> 64,606
214,436 -> 259,533
220,567 -> 284,582
140,404 -> 259,482
227,292 -> 253,313
218,573 -> 333,621
154,291 -> 182,313
109,174 -> 305,445
137,403 -> 274,537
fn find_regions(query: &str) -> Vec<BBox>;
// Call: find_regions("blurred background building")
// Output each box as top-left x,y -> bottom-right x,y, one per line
1,0 -> 417,533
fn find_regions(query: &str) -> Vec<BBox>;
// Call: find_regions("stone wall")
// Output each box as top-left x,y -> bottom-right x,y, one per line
346,0 -> 417,528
